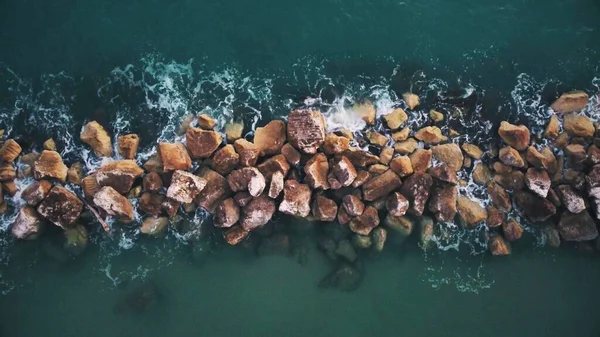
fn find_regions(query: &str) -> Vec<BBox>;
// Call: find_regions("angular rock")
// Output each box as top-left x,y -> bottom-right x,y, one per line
81,174 -> 100,201
225,122 -> 244,143
143,154 -> 163,173
386,192 -> 409,217
409,148 -> 432,173
11,206 -> 44,240
287,109 -> 326,154
254,120 -> 286,156
525,168 -> 551,198
0,139 -> 22,162
514,190 -> 556,222
143,171 -> 163,192
494,170 -> 525,190
278,180 -> 311,217
240,194 -> 276,230
329,156 -> 357,188
457,196 -> 487,227
312,195 -> 338,222
186,127 -> 222,159
499,146 -> 525,168
486,205 -> 504,228
427,164 -> 458,185
337,206 -> 352,225
366,131 -> 388,147
354,100 -> 376,125
351,170 -> 371,188
472,162 -> 492,185
383,108 -> 408,130
233,139 -> 261,167
37,186 -> 83,228
214,198 -> 240,228
33,150 -> 68,182
140,217 -> 169,237
268,171 -> 284,198
161,198 -> 180,218
0,164 -> 16,182
389,156 -> 413,177
487,182 -> 511,211
194,167 -> 232,213
362,169 -> 402,201
394,138 -> 419,155
379,147 -> 394,166
344,147 -> 379,167
429,184 -> 458,222
234,191 -> 253,207
96,160 -> 144,194
493,162 -> 512,174
118,134 -> 140,159
368,164 -> 389,176
211,145 -> 239,175
392,128 -> 410,142
557,210 -> 598,241
166,170 -> 207,203
489,235 -> 511,256
384,214 -> 414,238
352,234 -> 372,249
21,180 -> 52,206
223,226 -> 250,245
545,115 -> 560,138
400,173 -> 433,216
158,142 -> 192,171
304,153 -> 330,190
93,186 -> 134,222
227,167 -> 266,197
565,144 -> 587,164
80,121 -> 112,157
322,134 -> 350,156
564,114 -> 594,137
498,121 -> 530,150
557,184 -> 586,213
526,146 -> 557,172
140,193 -> 164,217
349,206 -> 380,235
257,154 -> 290,181
403,93 -> 420,110
342,194 -> 365,217
371,227 -> 387,252
502,219 -> 523,242
431,143 -> 463,172
550,91 -> 589,113
197,114 -> 216,130
461,143 -> 483,160
67,162 -> 83,185
414,126 -> 447,144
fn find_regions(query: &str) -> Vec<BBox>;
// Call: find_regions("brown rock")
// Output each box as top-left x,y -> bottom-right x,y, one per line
514,190 -> 556,222
565,144 -> 587,164
564,114 -> 594,137
351,170 -> 371,188
20,152 -> 40,166
143,171 -> 163,192
383,214 -> 414,238
545,115 -> 560,138
394,138 -> 418,155
337,129 -> 354,140
186,128 -> 222,159
379,147 -> 394,165
140,217 -> 169,237
214,198 -> 240,228
257,154 -> 290,181
494,171 -> 525,190
227,167 -> 266,197
240,194 -> 276,230
400,173 -> 433,216
463,154 -> 472,167
80,121 -> 112,157
429,184 -> 458,222
403,93 -> 420,110
385,192 -> 408,217
489,235 -> 511,256
362,169 -> 402,202
139,192 -> 165,217
343,147 -> 379,167
276,144 -> 300,167
158,142 -> 191,171
366,131 -> 388,147
304,153 -> 330,190
33,150 -> 68,182
557,184 -> 586,213
161,198 -> 180,217
473,163 -> 492,185
427,164 -> 458,185
525,168 -> 551,198
550,90 -> 589,113
391,128 -> 410,142
93,186 -> 134,222
457,196 -> 487,227
322,134 -> 350,155
194,167 -> 232,213
354,100 -> 376,125
499,146 -> 525,168
81,174 -> 100,201
461,143 -> 483,160
367,164 -> 388,176
223,226 -> 249,245
254,120 -> 286,156
487,182 -> 511,211
230,140 -> 259,168
557,210 -> 598,241
37,186 -> 83,228
337,206 -> 352,225
409,149 -> 432,173
0,164 -> 15,182
67,162 -> 83,185
166,170 -> 207,203
431,143 -> 463,171
329,156 -> 358,188
348,206 -> 380,235
225,122 -> 244,143
117,134 -> 139,159
430,110 -> 444,123
233,192 -> 253,207
21,180 -> 52,206
383,108 -> 408,130
498,121 -> 530,150
268,171 -> 284,198
0,139 -> 22,162
587,145 -> 600,164
486,205 -> 504,228
415,126 -> 447,144
526,146 -> 557,172
96,160 -> 144,194
2,181 -> 16,197
502,219 -> 523,241
197,114 -> 216,130
554,132 -> 569,149
279,180 -> 311,217
210,145 -> 239,175
11,206 -> 44,240
389,156 -> 413,177
312,195 -> 338,222
287,109 -> 326,154
143,154 -> 163,173
342,194 -> 365,217
492,162 -> 512,173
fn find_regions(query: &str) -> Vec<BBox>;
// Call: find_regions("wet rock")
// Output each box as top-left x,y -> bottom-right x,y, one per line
342,194 -> 365,216
499,146 -> 525,168
492,162 -> 512,173
240,194 -> 276,230
545,115 -> 560,138
22,180 -> 52,206
557,184 -> 586,213
304,153 -> 330,190
352,234 -> 372,249
418,216 -> 435,250
514,190 -> 556,222
96,160 -> 144,194
415,126 -> 447,144
268,171 -> 284,198
37,186 -> 83,228
457,196 -> 487,227
279,180 -> 311,217
0,164 -> 16,182
502,219 -> 523,241
337,206 -> 352,225
383,108 -> 408,130
344,147 -> 380,167
334,239 -> 357,262
11,206 -> 44,240
312,195 -> 338,222
329,156 -> 358,188
223,226 -> 249,245
211,145 -> 239,175
524,168 -> 551,198
287,109 -> 326,154
81,174 -> 100,201
161,198 -> 180,218
214,198 -> 240,228
526,146 -> 557,172
368,164 -> 389,176
543,226 -> 561,248
430,109 -> 444,123
550,90 -> 589,113
225,122 -> 244,143
143,171 -> 163,192
194,167 -> 232,213
553,132 -> 569,149
0,139 -> 22,162
429,184 -> 458,222
392,128 -> 411,142
349,206 -> 380,235
564,114 -> 594,137
489,235 -> 511,256
143,154 -> 163,173
565,144 -> 587,164
371,227 -> 387,252
557,210 -> 598,241
178,113 -> 195,135
494,170 -> 525,190
140,217 -> 169,237
254,120 -> 286,156
351,170 -> 371,188
257,154 -> 290,181
362,169 -> 402,201
94,186 -> 134,222
197,114 -> 216,130
139,193 -> 165,217
158,142 -> 192,171
63,224 -> 88,255
498,121 -> 530,151
167,170 -> 207,203
33,150 -> 68,182
319,263 -> 362,292
587,145 -> 600,164
322,134 -> 350,156
409,149 -> 432,173
386,192 -> 409,217
2,181 -> 16,197
403,93 -> 420,109
227,167 -> 266,197
354,100 -> 376,125
366,131 -> 388,147
431,143 -> 464,171
428,164 -> 458,185
66,162 -> 83,185
461,143 -> 483,160
486,205 -> 504,228
389,156 -> 413,177
379,147 -> 394,166
80,121 -> 112,157
487,182 -> 511,211
384,214 -> 414,238
118,134 -> 140,159
400,173 -> 433,216
186,127 -> 222,159
233,139 -> 261,167
394,138 -> 419,155
234,191 -> 253,207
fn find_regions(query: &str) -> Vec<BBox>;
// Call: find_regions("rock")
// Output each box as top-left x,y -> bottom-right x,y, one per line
386,192 -> 409,217
461,143 -> 483,160
194,167 -> 232,213
227,167 -> 266,197
431,144 -> 463,172
37,186 -> 83,228
564,114 -> 594,137
526,146 -> 557,172
525,168 -> 551,198
384,214 -> 414,238
233,139 -> 260,167
33,150 -> 68,182
409,149 -> 432,173
268,171 -> 284,198
2,181 -> 16,197
487,182 -> 511,211
81,174 -> 100,201
140,217 -> 169,237
418,217 -> 435,250
22,180 -> 52,206
254,120 -> 286,156
427,164 -> 458,185
394,138 -> 419,155
66,162 -> 83,185
161,198 -> 180,217
80,121 -> 112,157
287,109 -> 326,154
11,206 -> 44,239
494,171 -> 525,190
543,226 -> 561,248
330,156 -> 357,187
322,134 -> 350,155
557,211 -> 598,241
214,198 -> 240,228
143,154 -> 163,173
240,194 -> 276,230
371,227 -> 387,252
186,127 -> 222,159
499,146 -> 525,168
304,153 -> 330,190
354,100 -> 376,125
552,132 -> 569,150
225,122 -> 244,143
565,144 -> 587,164
319,263 -> 362,292
197,114 -> 216,130
94,186 -> 135,222
96,160 -> 144,194
545,115 -> 560,138
115,134 -> 139,160
389,156 -> 413,177
400,173 -> 433,216
344,147 -> 379,167
588,145 -> 600,164
514,190 -> 556,222
457,196 -> 487,227
352,234 -> 372,249
349,206 -> 380,235
493,162 -> 512,173
277,144 -> 300,167
557,185 -> 586,213
430,110 -> 444,122
498,121 -> 530,150
337,207 -> 352,225
550,90 -> 589,113
139,193 -> 165,217
312,195 -> 338,222
471,163 -> 491,186
342,195 -> 365,216
415,126 -> 447,144
362,169 -> 402,201
489,235 -> 511,256
379,147 -> 394,165
502,219 -> 523,241
351,170 -> 371,188
143,171 -> 163,192
178,113 -> 195,135
0,164 -> 15,182
233,191 -> 252,207
63,225 -> 88,255
383,108 -> 408,130
486,205 -> 504,228
211,145 -> 239,175
391,128 -> 410,142
337,129 -> 354,140
257,154 -> 290,181
279,180 -> 311,217
222,226 -> 249,245
166,170 -> 207,203
20,153 -> 40,167
158,142 -> 192,171
366,131 -> 388,147
0,139 -> 22,162
403,93 -> 420,109
429,184 -> 458,222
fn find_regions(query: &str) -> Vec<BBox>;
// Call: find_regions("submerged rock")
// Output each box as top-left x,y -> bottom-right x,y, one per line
80,121 -> 112,157
550,91 -> 589,113
319,263 -> 362,292
287,109 -> 327,154
197,114 -> 216,130
63,224 -> 88,255
140,217 -> 169,237
223,226 -> 249,245
279,180 -> 312,217
557,210 -> 598,242
11,206 -> 44,240
371,227 -> 387,252
489,235 -> 511,256
502,219 -> 523,242
96,160 -> 144,194
167,170 -> 207,204
33,150 -> 68,182
37,186 -> 83,228
94,186 -> 134,222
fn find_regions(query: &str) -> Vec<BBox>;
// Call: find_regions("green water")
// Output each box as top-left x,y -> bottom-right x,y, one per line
1,0 -> 600,336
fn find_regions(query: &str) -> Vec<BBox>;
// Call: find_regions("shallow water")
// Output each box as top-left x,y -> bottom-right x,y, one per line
1,0 -> 600,336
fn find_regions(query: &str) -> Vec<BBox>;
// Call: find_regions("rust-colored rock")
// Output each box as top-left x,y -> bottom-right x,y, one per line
94,186 -> 134,222
389,156 -> 413,177
461,143 -> 483,160
524,168 -> 551,198
143,154 -> 163,173
514,190 -> 556,222
383,108 -> 408,130
161,198 -> 180,218
499,146 -> 525,168
279,180 -> 312,217
186,127 -> 222,159
0,164 -> 16,181
21,180 -> 52,206
287,109 -> 326,154
227,167 -> 266,197
225,122 -> 244,143
386,192 -> 409,217
400,173 -> 433,216
550,90 -> 589,113
362,169 -> 402,202
431,143 -> 463,172
0,139 -> 22,162
278,143 -> 300,166
343,147 -> 379,167
211,145 -> 239,175
233,139 -> 260,167
118,134 -> 139,159
67,162 -> 83,185
487,182 -> 511,211
337,206 -> 352,225
486,205 -> 504,228
557,184 -> 586,214
80,121 -> 112,157
240,194 -> 276,231
502,219 -> 523,241
557,210 -> 598,241
198,114 -> 217,130
349,206 -> 380,235
427,164 -> 458,185
429,184 -> 458,222
312,195 -> 338,222
139,192 -> 165,217
564,114 -> 594,137
143,171 -> 163,192
37,186 -> 83,228
96,160 -> 144,194
257,154 -> 290,181
498,121 -> 530,151
342,194 -> 365,217
526,146 -> 557,172
214,198 -> 240,228
304,153 -> 330,190
234,192 -> 253,207
322,134 -> 350,155
472,162 -> 492,185
254,120 -> 286,156
489,235 -> 511,256
415,126 -> 447,144
366,131 -> 388,147
368,164 -> 389,176
81,174 -> 100,201
351,170 -> 371,188
394,138 -> 419,155
392,128 -> 410,142
194,167 -> 232,213
33,150 -> 68,182
158,142 -> 191,171
167,170 -> 207,204
11,206 -> 44,240
457,196 -> 487,227
565,144 -> 587,164
329,156 -> 357,188
223,226 -> 249,245
545,115 -> 560,138
494,170 -> 525,190
409,149 -> 432,173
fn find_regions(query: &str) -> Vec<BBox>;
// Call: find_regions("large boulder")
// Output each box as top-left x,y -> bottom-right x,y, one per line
185,127 -> 222,159
557,185 -> 586,214
240,194 -> 276,230
33,150 -> 68,182
257,154 -> 290,181
11,206 -> 44,240
304,153 -> 330,190
457,196 -> 487,227
96,160 -> 144,194
287,109 -> 326,154
312,195 -> 338,222
414,126 -> 447,144
158,142 -> 192,171
329,156 -> 357,188
118,134 -> 140,159
349,206 -> 380,235
21,180 -> 52,206
210,145 -> 239,175
550,91 -> 589,113
399,173 -> 432,216
194,167 -> 232,213
233,139 -> 261,167
166,170 -> 207,204
557,211 -> 598,241
564,114 -> 594,137
254,120 -> 286,156
214,198 -> 240,228
431,143 -> 463,171
514,190 -> 556,222
37,186 -> 83,228
227,167 -> 266,197
279,180 -> 311,217
362,170 -> 402,201
498,121 -> 530,150
80,121 -> 112,157
93,186 -> 134,222
524,168 -> 551,198
429,184 -> 458,222
0,139 -> 22,162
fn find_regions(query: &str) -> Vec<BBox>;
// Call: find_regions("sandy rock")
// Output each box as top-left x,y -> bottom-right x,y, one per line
427,164 -> 458,185
268,171 -> 284,198
197,114 -> 216,130
431,143 -> 463,171
557,210 -> 598,241
228,167 -> 266,197
494,170 -> 525,190
223,226 -> 249,245
20,152 -> 40,167
211,145 -> 239,175
0,164 -> 16,181
354,100 -> 376,125
143,171 -> 163,192
366,131 -> 388,147
254,120 -> 286,156
140,217 -> 169,237
400,173 -> 433,216
337,129 -> 354,140
186,127 -> 222,159
240,194 -> 276,230
430,110 -> 444,123
287,109 -> 326,154
66,162 -> 83,185
139,193 -> 164,217
545,115 -> 560,138
80,121 -> 112,157
472,162 -> 492,185
342,195 -> 365,217
194,167 -> 232,213
312,195 -> 338,222
96,160 -> 144,194
230,139 -> 260,168
11,206 -> 44,240
389,156 -> 413,177
225,122 -> 244,143
502,219 -> 523,241
461,143 -> 483,160
403,93 -> 420,110
166,170 -> 207,204
514,190 -> 556,222
33,150 -> 68,182
158,142 -> 191,171
214,198 -> 240,228
489,235 -> 511,256
498,121 -> 530,150
304,153 -> 330,190
383,108 -> 408,130
391,128 -> 410,142
524,168 -> 551,198
349,206 -> 380,235
526,146 -> 557,172
279,180 -> 311,217
409,149 -> 432,173
22,180 -> 52,206
493,162 -> 512,173
564,114 -> 594,137
37,186 -> 83,228
429,184 -> 458,222
557,185 -> 586,213
93,186 -> 134,222
487,182 -> 511,211
550,91 -> 589,113
2,181 -> 16,197
257,154 -> 290,181
343,147 -> 379,167
116,134 -> 139,160
379,147 -> 394,165
553,132 -> 569,149
499,146 -> 525,168
415,126 -> 447,144
486,205 -> 504,228
362,169 -> 402,201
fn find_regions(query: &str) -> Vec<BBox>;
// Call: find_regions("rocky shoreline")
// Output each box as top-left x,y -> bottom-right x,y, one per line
2,89 -> 599,290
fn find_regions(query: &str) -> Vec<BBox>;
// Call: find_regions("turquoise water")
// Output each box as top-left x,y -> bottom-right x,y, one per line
1,0 -> 600,336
